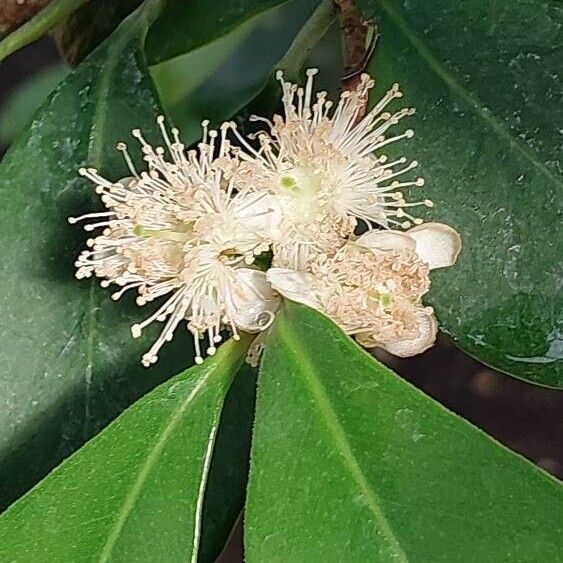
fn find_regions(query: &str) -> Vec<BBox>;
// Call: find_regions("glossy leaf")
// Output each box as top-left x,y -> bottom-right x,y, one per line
246,302 -> 563,561
359,0 -> 562,386
0,0 -> 191,511
55,0 -> 293,66
0,336 -> 250,562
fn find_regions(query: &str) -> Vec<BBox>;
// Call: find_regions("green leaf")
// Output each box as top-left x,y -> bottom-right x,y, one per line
150,0 -> 323,143
246,302 -> 563,561
0,0 -> 89,63
55,0 -> 295,66
0,0 -> 190,511
146,0 -> 293,64
198,363 -> 257,563
0,63 -> 68,145
359,0 -> 562,387
0,336 -> 250,562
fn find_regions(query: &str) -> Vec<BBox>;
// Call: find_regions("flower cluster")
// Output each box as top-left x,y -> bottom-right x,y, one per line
70,71 -> 461,366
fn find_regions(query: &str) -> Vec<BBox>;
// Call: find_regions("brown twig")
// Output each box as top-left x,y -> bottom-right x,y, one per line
334,0 -> 378,117
0,0 -> 51,36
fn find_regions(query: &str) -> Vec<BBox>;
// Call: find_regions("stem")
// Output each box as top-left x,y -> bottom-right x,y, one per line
276,0 -> 337,81
0,0 -> 89,63
334,0 -> 371,76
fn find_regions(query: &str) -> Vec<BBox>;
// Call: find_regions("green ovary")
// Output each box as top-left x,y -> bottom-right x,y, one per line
281,176 -> 297,190
279,166 -> 320,196
278,166 -> 323,218
368,291 -> 394,310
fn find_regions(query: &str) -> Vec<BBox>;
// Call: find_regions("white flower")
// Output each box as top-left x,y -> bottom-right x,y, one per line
267,222 -> 461,357
67,75 -> 462,369
70,117 -> 279,366
229,69 -> 432,269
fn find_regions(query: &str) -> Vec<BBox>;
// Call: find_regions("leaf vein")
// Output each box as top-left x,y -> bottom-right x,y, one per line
277,315 -> 409,562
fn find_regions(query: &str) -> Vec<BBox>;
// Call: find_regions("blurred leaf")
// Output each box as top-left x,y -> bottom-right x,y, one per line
233,0 -> 337,136
0,0 -> 88,63
0,63 -> 68,146
56,0 -> 293,66
360,0 -> 562,387
0,0 -> 192,512
149,15 -> 255,142
0,336 -> 250,562
151,0 -> 321,142
246,302 -> 563,560
146,0 -> 292,64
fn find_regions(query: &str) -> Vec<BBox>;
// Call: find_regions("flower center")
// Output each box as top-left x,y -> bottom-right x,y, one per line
367,290 -> 394,309
279,166 -> 320,197
278,166 -> 323,218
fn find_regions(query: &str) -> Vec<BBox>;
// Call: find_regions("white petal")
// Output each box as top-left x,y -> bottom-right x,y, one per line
356,229 -> 416,253
407,222 -> 461,270
118,176 -> 135,186
230,269 -> 279,332
266,268 -> 322,309
355,331 -> 379,349
382,311 -> 438,357
233,192 -> 282,240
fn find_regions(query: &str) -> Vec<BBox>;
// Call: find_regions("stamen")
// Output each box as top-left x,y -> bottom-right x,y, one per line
116,142 -> 139,178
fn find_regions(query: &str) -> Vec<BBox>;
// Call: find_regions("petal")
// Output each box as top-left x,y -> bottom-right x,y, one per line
356,229 -> 416,253
118,176 -> 140,190
233,192 -> 282,240
381,311 -> 438,357
230,268 -> 280,332
407,222 -> 462,270
266,268 -> 322,309
355,331 -> 379,349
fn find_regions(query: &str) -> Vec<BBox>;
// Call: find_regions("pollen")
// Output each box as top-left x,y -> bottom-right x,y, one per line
308,244 -> 430,345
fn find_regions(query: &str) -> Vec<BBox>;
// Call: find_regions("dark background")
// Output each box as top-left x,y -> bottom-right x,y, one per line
1,35 -> 561,562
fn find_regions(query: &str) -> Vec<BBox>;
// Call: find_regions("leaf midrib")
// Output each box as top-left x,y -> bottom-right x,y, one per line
276,315 -> 409,562
97,367 -> 215,562
375,0 -> 563,190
